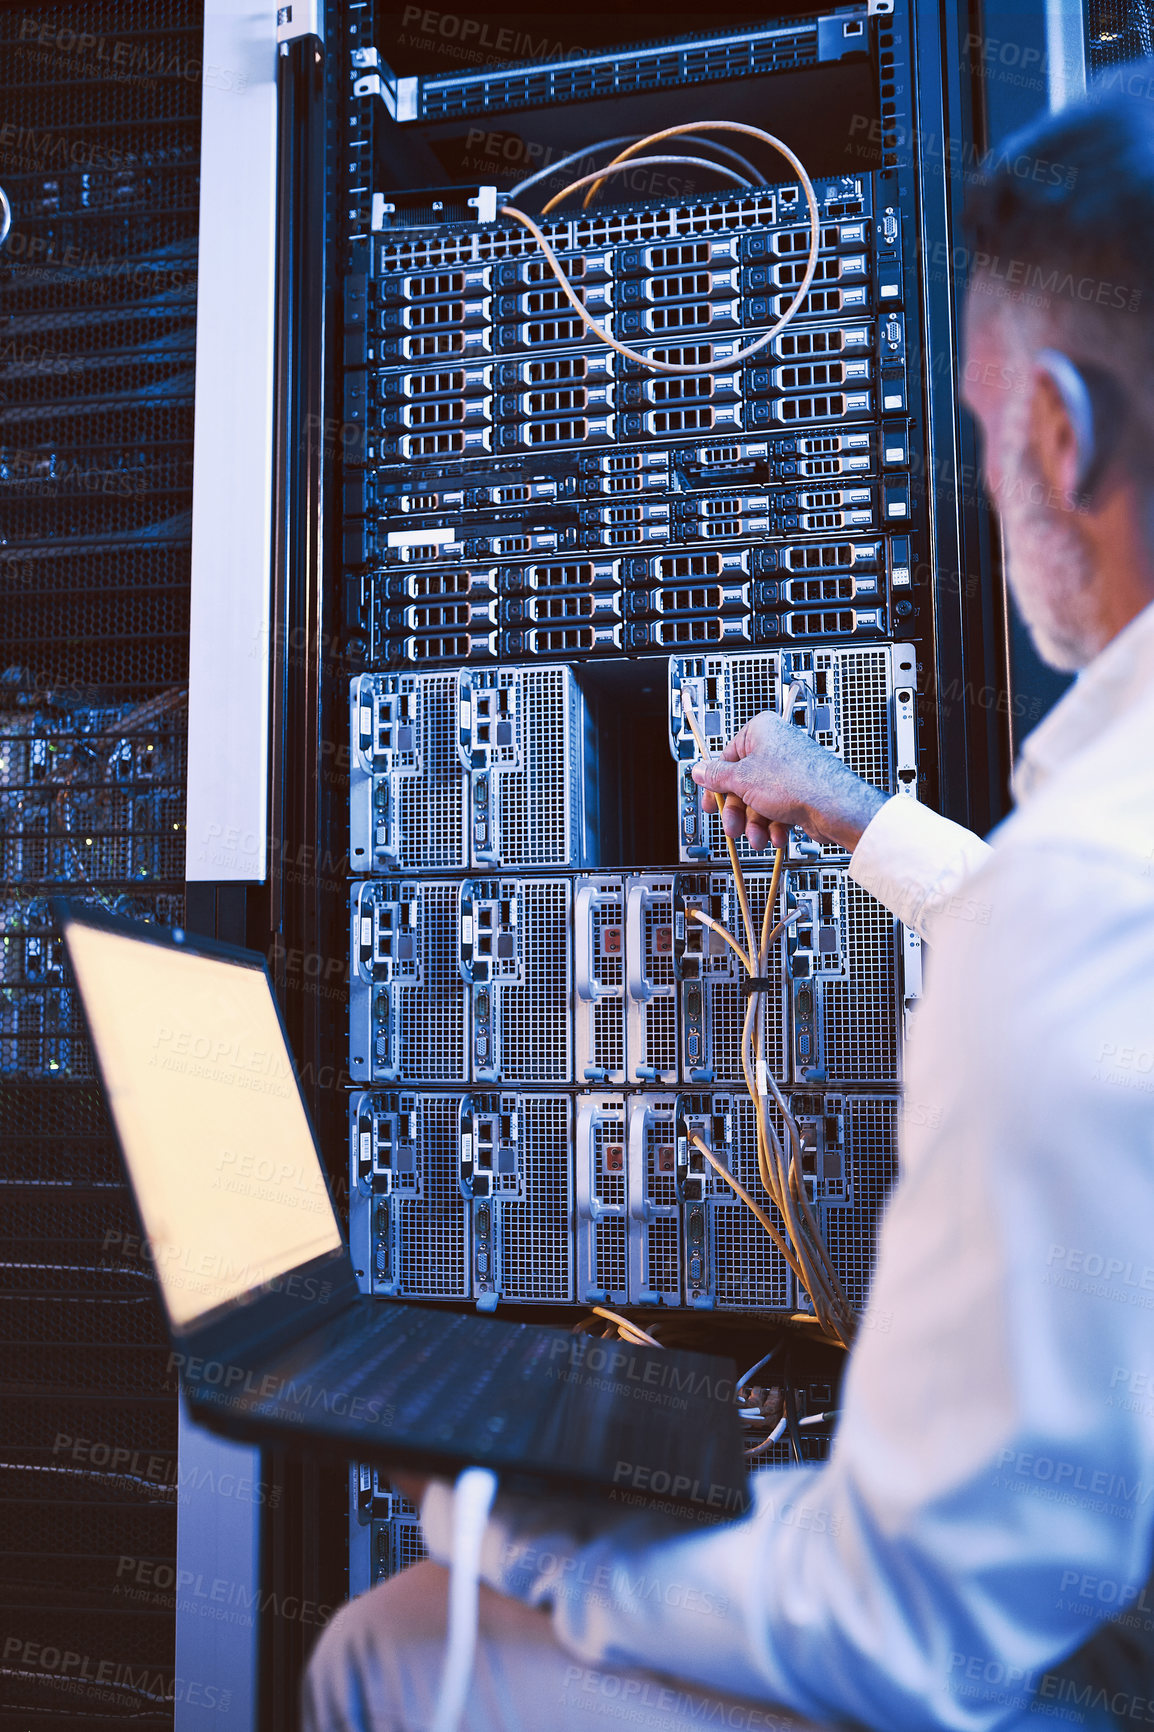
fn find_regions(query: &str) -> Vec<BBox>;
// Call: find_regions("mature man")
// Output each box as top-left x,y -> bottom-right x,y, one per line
306,84 -> 1154,1731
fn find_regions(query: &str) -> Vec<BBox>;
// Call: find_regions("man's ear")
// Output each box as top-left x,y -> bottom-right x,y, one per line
1034,349 -> 1095,501
1034,349 -> 1127,506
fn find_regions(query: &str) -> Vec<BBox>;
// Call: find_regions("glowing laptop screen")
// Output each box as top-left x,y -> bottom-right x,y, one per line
65,921 -> 342,1329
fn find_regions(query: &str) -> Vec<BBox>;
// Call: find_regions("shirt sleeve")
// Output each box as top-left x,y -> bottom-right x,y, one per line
848,795 -> 993,944
420,841 -> 1154,1730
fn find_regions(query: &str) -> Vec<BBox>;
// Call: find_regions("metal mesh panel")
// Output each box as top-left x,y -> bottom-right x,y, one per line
494,879 -> 571,1083
354,879 -> 467,1082
710,1096 -> 792,1309
824,1094 -> 898,1308
634,1095 -> 680,1303
646,1218 -> 680,1296
353,672 -> 468,871
394,1094 -> 469,1298
1,549 -> 191,694
831,647 -> 890,785
497,1094 -> 572,1301
392,882 -> 465,1078
817,878 -> 898,1082
0,1396 -> 176,1456
629,877 -> 678,1083
573,878 -> 624,1084
591,998 -> 623,1077
399,672 -> 466,865
490,667 -> 579,868
1085,0 -> 1154,69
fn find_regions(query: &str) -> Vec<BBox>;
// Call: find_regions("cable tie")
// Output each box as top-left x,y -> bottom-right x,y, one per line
740,976 -> 776,997
755,1058 -> 769,1101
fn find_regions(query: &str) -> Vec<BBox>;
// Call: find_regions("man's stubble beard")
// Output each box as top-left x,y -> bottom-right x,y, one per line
993,400 -> 1100,673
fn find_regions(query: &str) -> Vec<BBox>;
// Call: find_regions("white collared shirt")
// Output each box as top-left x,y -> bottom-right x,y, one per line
422,600 -> 1154,1729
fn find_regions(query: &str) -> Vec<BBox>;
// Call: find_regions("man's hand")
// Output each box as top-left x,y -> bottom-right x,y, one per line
691,711 -> 888,853
391,1471 -> 432,1508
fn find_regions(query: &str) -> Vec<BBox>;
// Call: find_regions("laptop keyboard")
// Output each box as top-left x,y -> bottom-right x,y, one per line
256,1306 -> 557,1450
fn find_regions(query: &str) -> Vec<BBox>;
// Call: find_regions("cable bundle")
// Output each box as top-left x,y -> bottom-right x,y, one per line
680,690 -> 856,1350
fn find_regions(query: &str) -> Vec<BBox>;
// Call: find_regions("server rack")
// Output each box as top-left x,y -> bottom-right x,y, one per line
0,4 -> 203,1725
315,0 -> 1015,1619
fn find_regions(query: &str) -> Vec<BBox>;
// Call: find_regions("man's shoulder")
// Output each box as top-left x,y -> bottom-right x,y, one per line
1003,697 -> 1154,880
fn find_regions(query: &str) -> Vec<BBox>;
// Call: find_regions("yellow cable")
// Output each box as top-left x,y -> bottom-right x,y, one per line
590,1305 -> 663,1348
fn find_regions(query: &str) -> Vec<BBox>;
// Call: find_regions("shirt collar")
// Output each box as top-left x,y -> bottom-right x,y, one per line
1013,597 -> 1154,804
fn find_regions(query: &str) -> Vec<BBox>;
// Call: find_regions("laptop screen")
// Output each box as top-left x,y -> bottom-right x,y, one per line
64,920 -> 343,1330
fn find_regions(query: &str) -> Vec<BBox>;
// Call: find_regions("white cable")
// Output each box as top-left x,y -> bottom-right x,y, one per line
736,1343 -> 782,1392
745,1413 -> 789,1456
511,133 -> 768,201
556,153 -> 752,190
430,1465 -> 499,1732
499,120 -> 820,377
680,136 -> 768,185
509,136 -> 637,198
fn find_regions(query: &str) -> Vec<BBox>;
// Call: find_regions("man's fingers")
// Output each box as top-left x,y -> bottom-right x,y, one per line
745,814 -> 771,852
768,821 -> 790,851
721,794 -> 746,839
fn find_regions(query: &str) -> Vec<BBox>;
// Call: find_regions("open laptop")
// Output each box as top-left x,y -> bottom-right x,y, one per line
56,900 -> 749,1518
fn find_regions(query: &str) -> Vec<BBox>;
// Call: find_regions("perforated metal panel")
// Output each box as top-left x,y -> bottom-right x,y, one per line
349,672 -> 468,871
822,1093 -> 898,1309
349,879 -> 467,1082
349,1091 -> 469,1298
789,871 -> 900,1084
669,645 -> 918,863
460,665 -> 590,868
475,1092 -> 573,1303
574,878 -> 625,1086
0,1 -> 202,1710
461,878 -> 572,1084
702,1094 -> 794,1310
